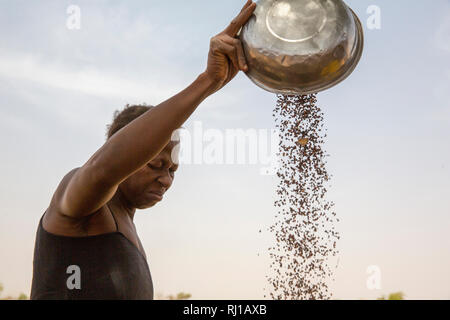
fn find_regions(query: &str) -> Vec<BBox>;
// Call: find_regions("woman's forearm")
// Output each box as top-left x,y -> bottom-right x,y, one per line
86,71 -> 217,185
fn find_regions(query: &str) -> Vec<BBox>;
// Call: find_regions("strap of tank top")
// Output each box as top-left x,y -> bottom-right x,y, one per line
107,203 -> 119,233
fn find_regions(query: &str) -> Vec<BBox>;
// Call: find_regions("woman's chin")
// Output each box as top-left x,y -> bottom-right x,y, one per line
139,200 -> 159,209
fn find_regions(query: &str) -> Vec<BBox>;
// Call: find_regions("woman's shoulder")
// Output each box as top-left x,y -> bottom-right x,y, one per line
42,167 -> 115,237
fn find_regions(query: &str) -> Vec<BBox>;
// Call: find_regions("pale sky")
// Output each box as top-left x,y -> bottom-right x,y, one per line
0,0 -> 449,299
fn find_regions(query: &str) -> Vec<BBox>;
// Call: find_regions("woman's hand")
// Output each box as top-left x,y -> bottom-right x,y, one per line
204,0 -> 256,94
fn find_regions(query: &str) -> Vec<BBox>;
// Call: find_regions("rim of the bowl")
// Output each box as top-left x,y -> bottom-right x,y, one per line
313,7 -> 365,94
247,7 -> 365,96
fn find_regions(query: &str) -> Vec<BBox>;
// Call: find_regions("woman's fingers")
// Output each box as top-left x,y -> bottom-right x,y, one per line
240,0 -> 253,13
217,38 -> 240,73
221,35 -> 248,71
224,1 -> 256,37
205,2 -> 254,91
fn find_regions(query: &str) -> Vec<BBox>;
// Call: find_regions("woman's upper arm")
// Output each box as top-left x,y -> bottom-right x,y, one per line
54,165 -> 118,218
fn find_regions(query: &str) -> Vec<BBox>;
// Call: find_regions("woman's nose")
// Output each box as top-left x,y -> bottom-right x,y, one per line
157,172 -> 172,189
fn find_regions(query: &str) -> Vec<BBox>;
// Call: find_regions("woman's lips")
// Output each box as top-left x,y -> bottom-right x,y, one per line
147,192 -> 163,201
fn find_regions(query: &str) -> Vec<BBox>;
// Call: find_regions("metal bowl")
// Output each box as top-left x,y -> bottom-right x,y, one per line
238,0 -> 364,95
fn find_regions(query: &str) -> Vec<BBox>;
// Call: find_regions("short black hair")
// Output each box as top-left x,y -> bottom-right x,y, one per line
105,104 -> 153,140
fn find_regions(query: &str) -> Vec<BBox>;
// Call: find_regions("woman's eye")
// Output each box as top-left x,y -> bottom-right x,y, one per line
148,162 -> 176,175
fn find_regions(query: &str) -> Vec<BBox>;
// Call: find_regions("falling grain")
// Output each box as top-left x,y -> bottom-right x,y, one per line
266,94 -> 339,300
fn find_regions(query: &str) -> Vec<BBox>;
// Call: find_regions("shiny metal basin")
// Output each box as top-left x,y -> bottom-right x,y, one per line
239,0 -> 364,95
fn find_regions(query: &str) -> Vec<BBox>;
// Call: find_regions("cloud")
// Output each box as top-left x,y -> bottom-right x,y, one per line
432,3 -> 450,120
0,50 -> 175,102
434,4 -> 450,53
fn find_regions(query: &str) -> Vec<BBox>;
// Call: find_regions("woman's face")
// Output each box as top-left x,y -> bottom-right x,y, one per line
119,141 -> 179,209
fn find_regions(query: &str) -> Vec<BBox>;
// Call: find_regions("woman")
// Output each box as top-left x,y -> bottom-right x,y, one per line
30,0 -> 256,300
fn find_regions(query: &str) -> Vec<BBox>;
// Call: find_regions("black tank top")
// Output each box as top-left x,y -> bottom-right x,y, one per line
30,206 -> 154,300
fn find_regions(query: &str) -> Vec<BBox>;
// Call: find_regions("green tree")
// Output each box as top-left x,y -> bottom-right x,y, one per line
18,293 -> 29,300
0,282 -> 29,300
377,292 -> 405,300
168,292 -> 192,300
156,292 -> 192,300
